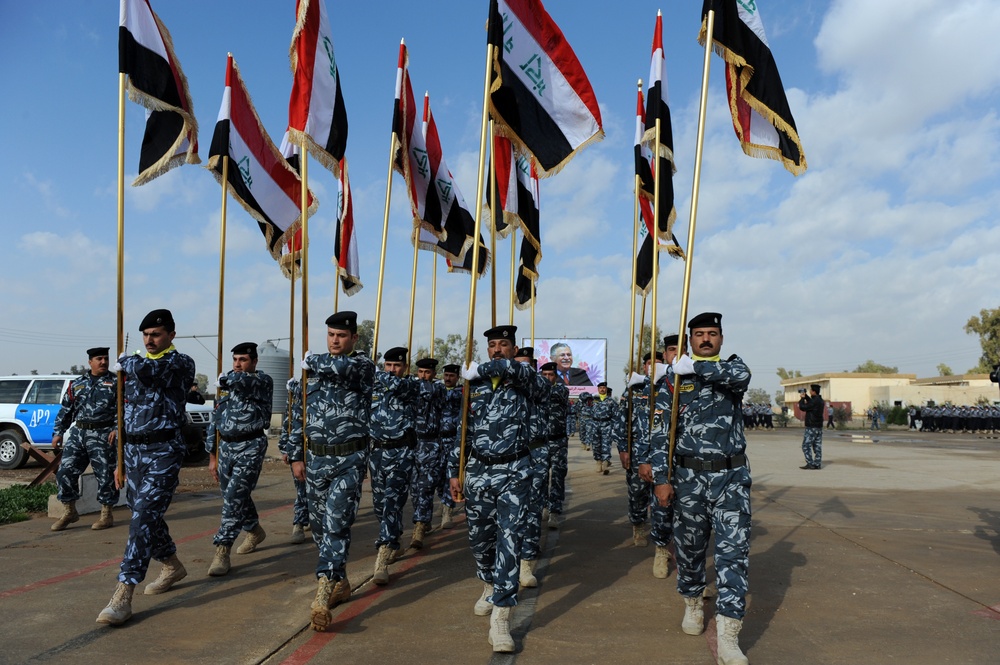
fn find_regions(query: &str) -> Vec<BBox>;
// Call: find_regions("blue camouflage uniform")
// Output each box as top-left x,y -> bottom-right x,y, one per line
652,355 -> 752,620
205,369 -> 273,546
546,381 -> 571,515
578,398 -> 593,449
590,393 -> 620,464
628,378 -> 674,548
520,369 -> 551,562
411,377 -> 445,524
450,358 -> 534,608
53,371 -> 120,506
277,380 -> 308,528
368,370 -> 420,552
288,351 -> 374,582
437,384 -> 463,510
118,347 -> 196,585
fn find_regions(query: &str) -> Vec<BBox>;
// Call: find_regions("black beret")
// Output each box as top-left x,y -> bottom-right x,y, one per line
515,347 -> 534,358
663,334 -> 679,347
539,362 -> 557,372
597,381 -> 608,388
326,310 -> 358,333
139,308 -> 174,332
416,357 -> 439,370
443,364 -> 460,374
231,342 -> 258,358
484,325 -> 517,341
581,393 -> 593,400
383,347 -> 408,363
688,312 -> 722,330
87,347 -> 110,359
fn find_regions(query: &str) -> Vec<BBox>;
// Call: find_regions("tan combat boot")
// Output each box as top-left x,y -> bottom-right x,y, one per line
144,554 -> 187,594
716,615 -> 750,665
207,545 -> 231,577
519,559 -> 538,588
681,595 -> 705,635
474,581 -> 493,616
310,576 -> 333,631
652,545 -> 671,579
596,460 -> 603,473
330,576 -> 352,607
632,523 -> 649,547
440,505 -> 455,529
488,606 -> 515,652
409,521 -> 428,550
51,501 -> 79,531
602,460 -> 611,475
291,524 -> 306,544
96,582 -> 134,625
547,511 -> 561,529
91,505 -> 114,530
373,545 -> 392,585
236,524 -> 266,554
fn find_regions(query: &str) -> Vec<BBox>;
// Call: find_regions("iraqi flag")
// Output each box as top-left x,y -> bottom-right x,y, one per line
446,234 -> 490,278
512,155 -> 541,309
287,0 -> 348,178
490,135 -> 517,239
488,0 -> 603,177
207,55 -> 317,261
279,228 -> 302,278
640,11 -> 677,241
700,0 -> 807,175
119,0 -> 199,186
333,157 -> 362,295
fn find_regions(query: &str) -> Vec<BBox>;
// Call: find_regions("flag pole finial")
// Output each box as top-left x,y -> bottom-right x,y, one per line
657,9 -> 661,17
637,78 -> 643,90
400,38 -> 405,45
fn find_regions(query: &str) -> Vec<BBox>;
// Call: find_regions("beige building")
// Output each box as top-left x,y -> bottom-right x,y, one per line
781,373 -> 999,416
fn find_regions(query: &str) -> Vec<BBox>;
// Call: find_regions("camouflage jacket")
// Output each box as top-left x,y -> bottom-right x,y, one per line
277,379 -> 301,457
523,370 -> 550,445
53,371 -> 118,437
287,351 -> 375,462
369,370 -> 419,442
629,376 -> 676,463
415,379 -> 445,438
546,381 -> 570,439
440,385 -> 464,436
205,370 -> 273,451
121,349 -> 196,433
651,355 -> 751,484
463,358 -> 534,457
591,394 -> 620,422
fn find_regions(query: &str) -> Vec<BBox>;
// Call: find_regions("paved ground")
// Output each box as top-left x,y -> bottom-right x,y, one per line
2,427 -> 999,664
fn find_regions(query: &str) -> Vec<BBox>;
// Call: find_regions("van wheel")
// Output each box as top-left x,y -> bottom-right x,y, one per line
0,430 -> 28,469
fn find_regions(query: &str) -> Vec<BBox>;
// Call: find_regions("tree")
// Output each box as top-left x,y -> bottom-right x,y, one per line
776,368 -> 802,380
621,323 -> 665,375
965,307 -> 1000,373
853,360 -> 898,374
57,364 -> 88,376
936,363 -> 953,376
195,373 -> 209,393
745,388 -> 771,405
356,319 -> 376,359
413,333 -> 481,368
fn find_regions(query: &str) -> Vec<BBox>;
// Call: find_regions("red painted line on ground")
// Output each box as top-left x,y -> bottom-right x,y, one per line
0,502 -> 292,599
281,516 -> 466,665
972,604 -> 1000,620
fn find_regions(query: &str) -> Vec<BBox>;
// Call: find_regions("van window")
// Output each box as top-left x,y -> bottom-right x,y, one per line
24,380 -> 65,405
0,379 -> 31,403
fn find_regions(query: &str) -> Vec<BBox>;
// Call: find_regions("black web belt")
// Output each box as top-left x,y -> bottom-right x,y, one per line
220,430 -> 266,444
468,447 -> 530,465
371,431 -> 417,450
675,453 -> 747,472
77,419 -> 115,430
309,436 -> 369,457
125,429 -> 178,445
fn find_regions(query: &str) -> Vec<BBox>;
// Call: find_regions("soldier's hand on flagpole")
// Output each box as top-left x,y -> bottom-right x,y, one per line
287,378 -> 297,391
301,350 -> 313,370
291,460 -> 306,482
114,353 -> 127,373
449,477 -> 463,502
649,362 -> 669,377
672,354 -> 695,376
638,463 -> 653,483
462,362 -> 480,381
654,482 -> 674,507
208,453 -> 219,483
627,372 -> 645,387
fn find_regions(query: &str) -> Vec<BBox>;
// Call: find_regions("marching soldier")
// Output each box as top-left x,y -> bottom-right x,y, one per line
410,356 -> 445,548
205,342 -> 274,576
579,393 -> 594,451
51,346 -> 120,531
368,346 -> 420,584
437,364 -> 463,529
278,378 -> 309,544
653,312 -> 753,665
449,324 -> 534,653
540,362 -> 570,529
514,347 -> 549,588
97,309 -> 196,625
590,382 -> 619,474
288,311 -> 374,631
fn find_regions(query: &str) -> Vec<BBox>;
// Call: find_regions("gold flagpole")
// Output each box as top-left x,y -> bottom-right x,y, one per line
287,251 -> 296,440
627,75 -> 642,450
647,114 -> 662,436
406,230 -> 420,355
115,72 -> 126,485
214,155 -> 229,456
299,142 -> 310,462
637,294 -> 647,370
333,271 -> 340,314
530,288 -> 535,347
457,38 -> 495,492
489,121 -> 499,328
666,10 -> 716,481
508,228 -> 517,325
430,253 -> 438,356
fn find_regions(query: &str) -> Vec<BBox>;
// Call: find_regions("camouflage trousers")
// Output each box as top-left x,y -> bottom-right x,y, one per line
213,436 -> 267,546
307,449 -> 367,581
591,420 -> 615,462
436,435 -> 457,509
411,439 -> 443,524
56,426 -> 120,506
463,458 -> 531,607
369,445 -> 415,551
672,465 -> 752,620
118,437 -> 184,585
802,427 -> 823,467
579,420 -> 592,447
291,472 -> 308,526
566,414 -> 576,437
546,436 -> 569,514
520,445 -> 550,561
625,465 -> 673,546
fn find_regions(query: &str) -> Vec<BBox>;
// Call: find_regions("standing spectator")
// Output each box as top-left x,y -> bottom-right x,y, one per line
826,401 -> 835,429
799,385 -> 825,470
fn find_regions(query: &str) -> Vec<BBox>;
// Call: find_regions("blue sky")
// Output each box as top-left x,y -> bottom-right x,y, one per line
1,0 -> 998,401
